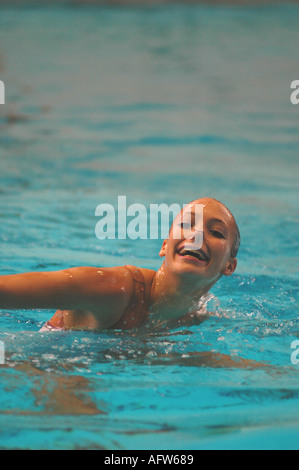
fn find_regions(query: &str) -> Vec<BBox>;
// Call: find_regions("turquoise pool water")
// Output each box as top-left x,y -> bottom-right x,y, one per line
0,3 -> 299,450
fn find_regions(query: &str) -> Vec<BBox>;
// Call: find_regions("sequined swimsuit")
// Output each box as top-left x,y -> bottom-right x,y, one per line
39,265 -> 148,331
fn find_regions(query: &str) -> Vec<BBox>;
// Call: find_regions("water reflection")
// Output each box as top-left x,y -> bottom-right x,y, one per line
0,362 -> 105,416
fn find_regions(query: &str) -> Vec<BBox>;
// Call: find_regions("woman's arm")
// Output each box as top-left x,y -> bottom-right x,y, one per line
0,266 -> 133,327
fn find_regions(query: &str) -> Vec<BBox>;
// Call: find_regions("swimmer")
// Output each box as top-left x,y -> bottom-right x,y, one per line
0,198 -> 240,331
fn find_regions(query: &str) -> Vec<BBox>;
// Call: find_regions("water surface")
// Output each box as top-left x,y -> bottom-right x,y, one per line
0,3 -> 298,450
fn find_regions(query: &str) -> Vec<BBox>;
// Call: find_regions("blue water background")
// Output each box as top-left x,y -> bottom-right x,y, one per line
0,4 -> 299,449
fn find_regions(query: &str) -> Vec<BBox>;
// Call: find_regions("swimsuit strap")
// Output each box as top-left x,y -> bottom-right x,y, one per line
123,265 -> 145,285
112,265 -> 148,329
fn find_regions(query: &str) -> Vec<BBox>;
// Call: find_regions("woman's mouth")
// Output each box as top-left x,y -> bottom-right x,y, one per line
178,246 -> 210,264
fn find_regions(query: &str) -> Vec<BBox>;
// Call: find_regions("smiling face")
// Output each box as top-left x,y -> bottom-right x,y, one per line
159,198 -> 238,289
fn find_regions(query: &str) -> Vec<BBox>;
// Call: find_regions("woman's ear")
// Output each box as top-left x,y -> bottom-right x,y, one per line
222,258 -> 237,276
159,239 -> 168,258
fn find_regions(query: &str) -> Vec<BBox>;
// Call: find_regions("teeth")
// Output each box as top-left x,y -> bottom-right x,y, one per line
181,249 -> 208,261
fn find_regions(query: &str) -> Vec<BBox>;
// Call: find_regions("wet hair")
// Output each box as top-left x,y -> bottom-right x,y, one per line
231,222 -> 241,258
213,199 -> 241,258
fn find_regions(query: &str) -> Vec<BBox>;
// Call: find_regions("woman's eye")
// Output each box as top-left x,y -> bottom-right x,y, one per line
210,230 -> 225,239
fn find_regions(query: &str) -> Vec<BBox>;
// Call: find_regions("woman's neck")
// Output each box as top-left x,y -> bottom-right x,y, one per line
148,263 -> 213,321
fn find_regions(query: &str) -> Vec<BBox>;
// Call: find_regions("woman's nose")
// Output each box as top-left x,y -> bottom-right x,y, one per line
188,228 -> 204,249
